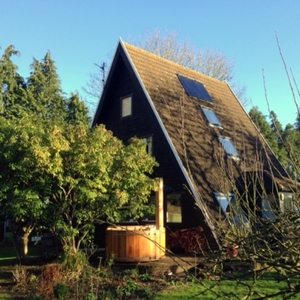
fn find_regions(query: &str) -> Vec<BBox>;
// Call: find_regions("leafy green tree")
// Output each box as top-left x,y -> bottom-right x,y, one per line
0,45 -> 158,263
0,114 -> 68,259
47,124 -> 158,256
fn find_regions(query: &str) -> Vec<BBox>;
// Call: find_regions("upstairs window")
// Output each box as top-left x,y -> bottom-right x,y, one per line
214,193 -> 248,226
218,136 -> 239,158
201,106 -> 222,127
121,96 -> 132,117
178,75 -> 212,102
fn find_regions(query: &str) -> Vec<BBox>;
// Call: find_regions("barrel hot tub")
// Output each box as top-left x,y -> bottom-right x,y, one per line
106,225 -> 165,262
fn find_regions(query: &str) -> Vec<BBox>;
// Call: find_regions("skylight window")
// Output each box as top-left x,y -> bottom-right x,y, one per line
178,75 -> 212,102
218,136 -> 239,158
214,193 -> 248,226
201,106 -> 221,127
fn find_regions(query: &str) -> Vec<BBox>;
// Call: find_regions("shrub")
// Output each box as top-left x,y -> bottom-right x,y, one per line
53,282 -> 69,299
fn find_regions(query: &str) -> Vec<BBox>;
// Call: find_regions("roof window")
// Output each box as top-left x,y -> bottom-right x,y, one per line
214,193 -> 248,226
201,106 -> 221,128
178,75 -> 212,102
218,136 -> 239,158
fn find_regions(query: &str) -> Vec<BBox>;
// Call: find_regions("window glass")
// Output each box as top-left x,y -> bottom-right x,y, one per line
218,136 -> 239,158
121,96 -> 132,117
142,136 -> 153,155
201,106 -> 221,127
279,192 -> 294,212
261,198 -> 275,221
166,193 -> 182,223
178,75 -> 212,102
214,193 -> 248,226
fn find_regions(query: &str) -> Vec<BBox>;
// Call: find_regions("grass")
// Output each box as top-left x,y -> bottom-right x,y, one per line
0,245 -> 41,258
154,272 -> 300,299
0,294 -> 14,300
0,245 -> 43,267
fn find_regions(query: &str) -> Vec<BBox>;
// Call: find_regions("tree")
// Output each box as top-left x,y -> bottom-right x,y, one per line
65,92 -> 91,125
282,123 -> 300,178
46,124 -> 158,256
83,30 -> 250,112
249,107 -> 280,152
138,29 -> 250,106
81,63 -> 106,115
0,45 -> 28,118
27,51 -> 66,123
0,45 -> 159,265
139,29 -> 233,82
0,114 -> 68,259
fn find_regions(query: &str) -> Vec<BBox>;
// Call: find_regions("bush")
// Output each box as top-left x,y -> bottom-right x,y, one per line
53,282 -> 69,299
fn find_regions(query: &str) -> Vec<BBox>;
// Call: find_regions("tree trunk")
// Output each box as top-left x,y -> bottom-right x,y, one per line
21,232 -> 30,258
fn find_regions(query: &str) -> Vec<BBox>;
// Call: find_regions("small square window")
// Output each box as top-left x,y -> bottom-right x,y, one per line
218,136 -> 239,158
121,96 -> 132,117
201,106 -> 221,127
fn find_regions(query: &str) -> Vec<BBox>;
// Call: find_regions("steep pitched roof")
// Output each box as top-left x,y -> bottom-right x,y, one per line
93,40 -> 292,238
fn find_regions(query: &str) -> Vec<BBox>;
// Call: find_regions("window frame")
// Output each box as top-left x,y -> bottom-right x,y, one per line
261,198 -> 276,221
279,192 -> 295,213
218,136 -> 239,159
141,136 -> 153,156
121,95 -> 132,118
166,192 -> 182,223
214,192 -> 248,226
201,106 -> 222,128
177,74 -> 213,102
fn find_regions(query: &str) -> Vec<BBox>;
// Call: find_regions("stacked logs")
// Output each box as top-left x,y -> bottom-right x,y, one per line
167,226 -> 208,254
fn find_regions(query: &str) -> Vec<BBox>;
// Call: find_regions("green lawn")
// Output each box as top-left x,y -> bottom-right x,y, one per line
0,245 -> 42,266
154,273 -> 300,299
0,294 -> 14,300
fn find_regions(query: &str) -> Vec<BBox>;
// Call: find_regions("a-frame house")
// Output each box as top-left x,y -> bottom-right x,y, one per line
92,39 -> 294,251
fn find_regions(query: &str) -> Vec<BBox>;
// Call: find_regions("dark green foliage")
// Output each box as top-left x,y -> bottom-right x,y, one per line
249,106 -> 300,177
249,106 -> 280,153
25,295 -> 43,300
53,282 -> 69,300
0,45 -> 28,118
66,92 -> 91,125
27,51 -> 66,123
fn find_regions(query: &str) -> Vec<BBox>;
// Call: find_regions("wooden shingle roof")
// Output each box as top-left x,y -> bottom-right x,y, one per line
123,41 -> 287,176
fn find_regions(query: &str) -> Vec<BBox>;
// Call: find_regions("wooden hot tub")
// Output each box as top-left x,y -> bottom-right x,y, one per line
106,225 -> 165,262
105,178 -> 166,262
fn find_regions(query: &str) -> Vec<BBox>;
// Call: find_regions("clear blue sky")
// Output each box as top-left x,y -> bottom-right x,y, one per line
1,1 -> 299,127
